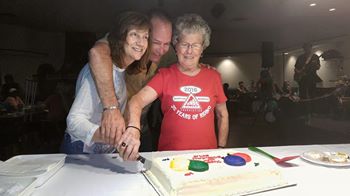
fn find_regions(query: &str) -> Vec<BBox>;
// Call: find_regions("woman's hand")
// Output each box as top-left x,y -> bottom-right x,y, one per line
117,126 -> 141,161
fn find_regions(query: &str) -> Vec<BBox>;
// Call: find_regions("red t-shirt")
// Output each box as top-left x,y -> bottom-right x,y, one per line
147,64 -> 227,151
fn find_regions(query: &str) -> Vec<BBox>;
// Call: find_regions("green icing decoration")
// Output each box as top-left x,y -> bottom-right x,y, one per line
188,160 -> 209,172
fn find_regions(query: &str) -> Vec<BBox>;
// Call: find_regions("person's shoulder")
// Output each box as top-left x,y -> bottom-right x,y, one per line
201,65 -> 220,76
80,63 -> 91,73
77,64 -> 93,83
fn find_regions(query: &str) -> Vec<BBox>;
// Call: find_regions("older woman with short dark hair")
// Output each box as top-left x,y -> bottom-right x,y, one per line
123,14 -> 228,155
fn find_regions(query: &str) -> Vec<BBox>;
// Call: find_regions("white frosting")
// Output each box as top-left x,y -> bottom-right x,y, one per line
145,150 -> 289,196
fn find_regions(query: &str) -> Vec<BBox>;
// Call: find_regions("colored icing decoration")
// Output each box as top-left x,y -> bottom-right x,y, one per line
170,158 -> 190,171
254,162 -> 260,167
188,160 -> 209,172
170,158 -> 209,172
232,153 -> 252,162
224,155 -> 246,166
184,172 -> 194,176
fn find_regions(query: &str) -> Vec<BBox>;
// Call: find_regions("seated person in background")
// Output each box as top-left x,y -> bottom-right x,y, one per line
249,80 -> 256,92
274,83 -> 283,95
237,81 -> 249,94
278,81 -> 301,119
3,88 -> 24,112
223,83 -> 230,99
61,12 -> 151,157
124,14 -> 229,155
236,81 -> 253,112
282,81 -> 292,96
1,74 -> 22,101
281,81 -> 299,102
43,89 -> 67,122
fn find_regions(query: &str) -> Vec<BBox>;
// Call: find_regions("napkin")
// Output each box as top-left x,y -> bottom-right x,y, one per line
0,154 -> 66,176
0,176 -> 36,196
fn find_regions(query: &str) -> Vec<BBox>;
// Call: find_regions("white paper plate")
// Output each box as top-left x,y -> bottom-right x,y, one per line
301,151 -> 350,167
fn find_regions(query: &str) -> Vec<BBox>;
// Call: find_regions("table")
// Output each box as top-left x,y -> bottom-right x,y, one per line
33,144 -> 350,196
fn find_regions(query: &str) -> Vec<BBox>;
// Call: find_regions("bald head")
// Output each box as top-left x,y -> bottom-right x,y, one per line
149,14 -> 173,63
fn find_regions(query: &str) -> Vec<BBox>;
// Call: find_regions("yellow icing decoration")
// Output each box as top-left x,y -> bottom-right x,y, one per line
170,158 -> 190,171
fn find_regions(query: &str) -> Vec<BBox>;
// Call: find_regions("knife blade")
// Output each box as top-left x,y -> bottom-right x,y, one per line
137,155 -> 152,172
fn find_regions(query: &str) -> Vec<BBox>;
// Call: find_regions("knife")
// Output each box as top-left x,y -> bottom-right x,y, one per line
137,155 -> 152,172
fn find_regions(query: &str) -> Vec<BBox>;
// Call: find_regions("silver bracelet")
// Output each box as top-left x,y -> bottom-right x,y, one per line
103,105 -> 119,112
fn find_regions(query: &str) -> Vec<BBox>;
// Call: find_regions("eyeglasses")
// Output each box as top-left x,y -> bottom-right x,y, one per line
178,42 -> 203,51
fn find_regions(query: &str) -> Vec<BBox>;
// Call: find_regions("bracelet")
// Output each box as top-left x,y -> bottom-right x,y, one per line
126,125 -> 142,135
218,145 -> 225,148
103,105 -> 119,112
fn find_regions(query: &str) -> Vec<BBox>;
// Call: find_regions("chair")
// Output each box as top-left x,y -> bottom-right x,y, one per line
24,77 -> 38,121
340,97 -> 350,117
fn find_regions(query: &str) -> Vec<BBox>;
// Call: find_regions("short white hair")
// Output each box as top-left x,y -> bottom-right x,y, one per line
172,14 -> 211,49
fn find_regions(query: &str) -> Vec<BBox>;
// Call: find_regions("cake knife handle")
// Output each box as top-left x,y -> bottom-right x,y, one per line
248,146 -> 277,160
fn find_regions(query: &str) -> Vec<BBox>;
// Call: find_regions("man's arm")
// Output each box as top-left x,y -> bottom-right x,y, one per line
89,41 -> 124,146
215,103 -> 229,148
89,41 -> 116,105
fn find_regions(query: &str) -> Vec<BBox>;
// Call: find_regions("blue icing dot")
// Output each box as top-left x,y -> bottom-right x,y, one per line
224,155 -> 246,166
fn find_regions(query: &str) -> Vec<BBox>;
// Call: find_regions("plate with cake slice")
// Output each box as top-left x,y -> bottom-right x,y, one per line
301,151 -> 350,167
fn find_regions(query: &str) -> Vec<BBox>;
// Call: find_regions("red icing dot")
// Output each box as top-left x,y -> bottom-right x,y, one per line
192,154 -> 224,164
185,172 -> 194,176
232,153 -> 252,162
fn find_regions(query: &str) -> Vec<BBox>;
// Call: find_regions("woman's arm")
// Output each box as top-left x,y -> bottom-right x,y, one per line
118,86 -> 158,160
215,103 -> 229,148
66,77 -> 108,147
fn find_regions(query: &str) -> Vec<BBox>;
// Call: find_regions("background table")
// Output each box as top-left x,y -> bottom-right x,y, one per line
33,144 -> 350,196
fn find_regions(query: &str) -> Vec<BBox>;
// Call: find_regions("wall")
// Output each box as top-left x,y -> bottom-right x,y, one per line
0,24 -> 65,87
202,53 -> 283,90
202,35 -> 350,90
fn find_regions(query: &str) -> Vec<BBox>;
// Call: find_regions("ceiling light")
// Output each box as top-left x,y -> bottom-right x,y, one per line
309,3 -> 316,7
329,8 -> 336,12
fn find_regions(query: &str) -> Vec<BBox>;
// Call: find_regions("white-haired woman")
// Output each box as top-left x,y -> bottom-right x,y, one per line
123,14 -> 228,154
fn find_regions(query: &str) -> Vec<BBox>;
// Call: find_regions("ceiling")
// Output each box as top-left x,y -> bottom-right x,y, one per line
1,0 -> 350,55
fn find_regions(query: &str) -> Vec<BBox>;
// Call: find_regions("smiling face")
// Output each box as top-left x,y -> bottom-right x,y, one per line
149,17 -> 172,64
123,28 -> 149,67
175,32 -> 204,71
